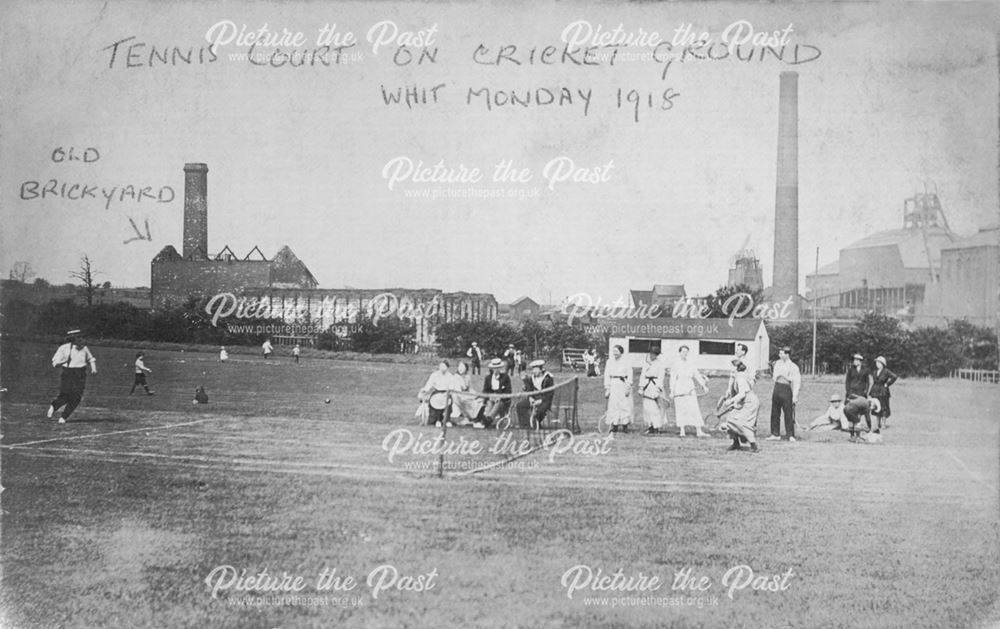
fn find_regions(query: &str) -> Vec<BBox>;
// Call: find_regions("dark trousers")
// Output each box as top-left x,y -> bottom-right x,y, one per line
471,360 -> 481,375
51,367 -> 86,419
130,372 -> 150,394
770,382 -> 795,437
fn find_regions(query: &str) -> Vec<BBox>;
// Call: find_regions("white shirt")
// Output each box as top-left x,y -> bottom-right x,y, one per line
262,342 -> 273,353
420,370 -> 455,409
772,358 -> 802,399
52,343 -> 96,369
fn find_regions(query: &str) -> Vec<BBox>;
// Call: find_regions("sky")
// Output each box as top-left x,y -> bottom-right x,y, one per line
1,1 -> 997,305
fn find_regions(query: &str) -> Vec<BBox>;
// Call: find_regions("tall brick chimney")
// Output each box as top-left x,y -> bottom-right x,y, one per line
772,72 -> 799,317
183,163 -> 209,259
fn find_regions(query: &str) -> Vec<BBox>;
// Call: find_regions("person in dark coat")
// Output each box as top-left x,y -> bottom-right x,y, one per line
516,359 -> 554,428
475,358 -> 512,428
845,353 -> 872,399
869,355 -> 898,432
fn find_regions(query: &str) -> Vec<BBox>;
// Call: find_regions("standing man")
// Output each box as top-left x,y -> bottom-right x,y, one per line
767,346 -> 801,442
845,353 -> 872,400
503,344 -> 517,375
292,343 -> 301,364
466,342 -> 483,375
262,338 -> 273,359
47,330 -> 97,424
640,346 -> 668,435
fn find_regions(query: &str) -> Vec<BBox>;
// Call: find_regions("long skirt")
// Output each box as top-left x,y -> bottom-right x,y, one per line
874,394 -> 891,418
642,396 -> 664,428
723,393 -> 759,441
674,394 -> 704,428
451,393 -> 483,420
606,380 -> 632,425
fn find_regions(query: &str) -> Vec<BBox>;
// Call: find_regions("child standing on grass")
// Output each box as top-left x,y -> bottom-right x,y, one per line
292,343 -> 301,364
219,346 -> 228,362
129,351 -> 154,395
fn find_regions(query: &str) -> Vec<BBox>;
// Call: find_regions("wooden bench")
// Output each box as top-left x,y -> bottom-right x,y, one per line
561,348 -> 587,372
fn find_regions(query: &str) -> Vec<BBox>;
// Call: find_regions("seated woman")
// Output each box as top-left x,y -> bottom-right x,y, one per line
450,361 -> 483,426
418,361 -> 455,428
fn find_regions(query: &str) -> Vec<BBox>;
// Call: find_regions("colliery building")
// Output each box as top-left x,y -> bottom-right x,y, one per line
150,163 -> 498,345
805,192 -> 997,326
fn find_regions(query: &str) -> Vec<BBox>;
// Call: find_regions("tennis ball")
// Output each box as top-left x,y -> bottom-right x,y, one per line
325,398 -> 331,404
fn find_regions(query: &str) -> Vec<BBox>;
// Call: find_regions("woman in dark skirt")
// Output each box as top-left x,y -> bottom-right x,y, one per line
869,355 -> 898,432
47,330 -> 97,423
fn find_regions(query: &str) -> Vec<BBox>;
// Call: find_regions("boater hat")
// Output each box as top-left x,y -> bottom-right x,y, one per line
66,329 -> 82,336
487,358 -> 504,369
875,356 -> 887,366
853,353 -> 864,360
829,393 -> 843,403
528,359 -> 545,369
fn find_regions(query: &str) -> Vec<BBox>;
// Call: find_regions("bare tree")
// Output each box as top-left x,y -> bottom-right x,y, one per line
8,261 -> 35,283
70,255 -> 99,306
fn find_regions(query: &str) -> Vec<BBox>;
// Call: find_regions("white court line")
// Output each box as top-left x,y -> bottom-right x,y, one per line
1,417 -> 234,448
944,449 -> 998,492
6,444 -> 986,504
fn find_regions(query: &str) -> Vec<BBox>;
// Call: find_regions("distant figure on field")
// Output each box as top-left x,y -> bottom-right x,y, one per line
292,343 -> 301,364
47,329 -> 97,424
503,344 -> 517,375
466,342 -> 483,375
219,346 -> 229,362
130,351 -> 154,396
262,339 -> 273,359
194,385 -> 209,404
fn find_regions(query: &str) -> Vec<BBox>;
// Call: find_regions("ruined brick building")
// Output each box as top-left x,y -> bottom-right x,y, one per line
151,163 -> 497,345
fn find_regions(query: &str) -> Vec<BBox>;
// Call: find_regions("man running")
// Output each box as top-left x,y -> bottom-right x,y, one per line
47,330 -> 97,424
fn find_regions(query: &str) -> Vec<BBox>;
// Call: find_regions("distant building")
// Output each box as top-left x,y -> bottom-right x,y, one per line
805,192 -> 958,323
150,163 -> 497,345
727,252 -> 764,293
629,284 -> 707,316
939,224 -> 999,325
504,296 -> 541,321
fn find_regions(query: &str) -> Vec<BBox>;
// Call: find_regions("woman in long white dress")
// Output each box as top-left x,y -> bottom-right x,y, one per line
450,361 -> 483,425
604,345 -> 633,433
721,359 -> 759,452
670,345 -> 709,437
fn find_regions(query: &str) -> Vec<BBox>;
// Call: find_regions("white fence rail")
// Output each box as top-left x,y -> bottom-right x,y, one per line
951,368 -> 1000,384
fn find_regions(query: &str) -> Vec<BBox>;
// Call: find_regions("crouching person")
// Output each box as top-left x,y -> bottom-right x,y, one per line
721,359 -> 759,453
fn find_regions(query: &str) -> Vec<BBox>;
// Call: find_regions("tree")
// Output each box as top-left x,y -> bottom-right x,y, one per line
70,255 -> 98,306
8,261 -> 34,283
704,284 -> 765,319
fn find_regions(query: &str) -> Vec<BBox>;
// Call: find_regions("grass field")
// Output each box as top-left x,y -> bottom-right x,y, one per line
1,340 -> 998,629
